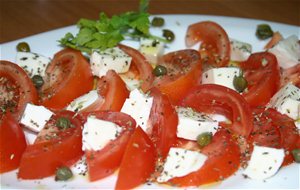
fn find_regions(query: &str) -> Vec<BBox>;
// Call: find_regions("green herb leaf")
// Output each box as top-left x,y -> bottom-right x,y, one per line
59,0 -> 164,53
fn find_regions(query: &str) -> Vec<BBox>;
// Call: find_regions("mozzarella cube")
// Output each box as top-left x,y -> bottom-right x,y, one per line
120,73 -> 141,91
230,39 -> 252,62
202,67 -> 242,91
243,145 -> 284,180
82,117 -> 123,151
20,103 -> 54,132
139,38 -> 164,64
16,52 -> 51,77
268,83 -> 300,120
268,35 -> 300,69
66,90 -> 102,112
90,47 -> 132,77
157,147 -> 207,182
121,89 -> 153,131
176,107 -> 218,141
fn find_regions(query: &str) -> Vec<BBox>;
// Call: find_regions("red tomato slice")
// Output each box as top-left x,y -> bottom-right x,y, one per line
116,127 -> 156,190
240,52 -> 280,107
148,88 -> 178,159
153,49 -> 202,104
261,109 -> 299,165
81,111 -> 136,181
181,84 -> 253,137
281,63 -> 300,88
170,129 -> 240,187
40,48 -> 94,110
0,113 -> 27,173
0,61 -> 38,121
119,44 -> 154,92
18,110 -> 84,179
186,21 -> 230,67
82,70 -> 129,112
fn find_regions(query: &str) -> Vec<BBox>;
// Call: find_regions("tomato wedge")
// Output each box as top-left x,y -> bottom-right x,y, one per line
281,63 -> 300,88
40,48 -> 93,110
186,21 -> 230,67
240,52 -> 280,107
0,60 -> 38,121
116,127 -> 156,190
0,113 -> 27,173
119,44 -> 154,92
153,49 -> 202,104
181,84 -> 253,137
82,70 -> 129,112
170,129 -> 240,186
18,110 -> 84,179
81,111 -> 136,181
148,88 -> 178,159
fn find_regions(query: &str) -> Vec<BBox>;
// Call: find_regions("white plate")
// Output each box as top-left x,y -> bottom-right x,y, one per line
0,15 -> 299,190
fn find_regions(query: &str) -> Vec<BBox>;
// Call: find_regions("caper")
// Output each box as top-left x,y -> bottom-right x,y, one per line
196,132 -> 212,148
55,166 -> 73,181
162,29 -> 175,42
16,42 -> 31,52
151,17 -> 165,27
153,65 -> 167,76
56,117 -> 71,130
292,149 -> 300,163
233,75 -> 248,92
31,75 -> 44,89
256,24 -> 273,40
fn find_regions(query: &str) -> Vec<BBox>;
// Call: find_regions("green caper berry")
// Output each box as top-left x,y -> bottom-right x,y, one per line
162,29 -> 175,42
56,117 -> 71,130
55,166 -> 73,181
31,75 -> 44,89
233,75 -> 248,92
292,149 -> 300,163
16,42 -> 31,52
153,65 -> 167,76
197,132 -> 212,148
151,17 -> 165,27
256,24 -> 273,40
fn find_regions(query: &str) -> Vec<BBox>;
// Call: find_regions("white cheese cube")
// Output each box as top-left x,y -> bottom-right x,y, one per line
139,38 -> 164,64
176,107 -> 218,141
20,103 -> 54,132
268,83 -> 300,120
121,89 -> 153,131
120,73 -> 141,91
16,52 -> 51,77
157,147 -> 207,182
243,145 -> 284,180
268,35 -> 300,69
66,90 -> 102,112
202,67 -> 242,91
82,117 -> 123,151
230,39 -> 252,62
90,47 -> 132,77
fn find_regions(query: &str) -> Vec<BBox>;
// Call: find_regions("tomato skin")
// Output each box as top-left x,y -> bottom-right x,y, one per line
170,129 -> 240,186
186,21 -> 230,67
116,127 -> 156,190
149,88 -> 178,159
119,44 -> 154,92
0,60 -> 38,121
81,111 -> 136,181
40,48 -> 94,110
281,63 -> 300,88
153,49 -> 202,104
0,113 -> 27,173
181,84 -> 253,137
240,52 -> 280,107
18,111 -> 84,179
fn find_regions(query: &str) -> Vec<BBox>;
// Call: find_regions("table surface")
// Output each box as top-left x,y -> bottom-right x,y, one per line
0,0 -> 299,43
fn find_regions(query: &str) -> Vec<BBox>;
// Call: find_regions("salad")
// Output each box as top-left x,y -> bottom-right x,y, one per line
1,1 -> 300,189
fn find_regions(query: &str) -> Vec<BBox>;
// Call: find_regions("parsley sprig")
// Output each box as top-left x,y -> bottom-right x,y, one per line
59,0 -> 165,54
